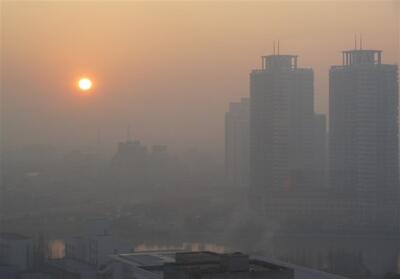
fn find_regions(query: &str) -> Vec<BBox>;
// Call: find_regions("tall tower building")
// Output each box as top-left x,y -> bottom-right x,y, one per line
225,97 -> 249,188
329,49 -> 399,228
249,54 -> 314,207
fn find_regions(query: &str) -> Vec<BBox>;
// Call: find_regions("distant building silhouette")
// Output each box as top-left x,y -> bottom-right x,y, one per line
149,145 -> 172,187
111,140 -> 149,190
329,49 -> 399,230
225,97 -> 249,188
249,54 -> 314,209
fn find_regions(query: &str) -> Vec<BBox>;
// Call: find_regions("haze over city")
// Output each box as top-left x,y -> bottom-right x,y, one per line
1,1 -> 400,279
2,1 -> 399,157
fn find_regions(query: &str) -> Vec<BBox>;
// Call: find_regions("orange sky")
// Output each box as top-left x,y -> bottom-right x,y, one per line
1,1 -> 399,158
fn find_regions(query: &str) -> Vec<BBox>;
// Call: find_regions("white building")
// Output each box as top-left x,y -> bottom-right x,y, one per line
65,219 -> 132,267
0,232 -> 34,272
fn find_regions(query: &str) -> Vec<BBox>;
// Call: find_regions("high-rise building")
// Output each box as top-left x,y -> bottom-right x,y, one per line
249,54 -> 314,208
329,49 -> 399,229
225,97 -> 249,188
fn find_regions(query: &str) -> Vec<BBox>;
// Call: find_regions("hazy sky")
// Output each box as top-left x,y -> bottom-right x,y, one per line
1,1 -> 399,158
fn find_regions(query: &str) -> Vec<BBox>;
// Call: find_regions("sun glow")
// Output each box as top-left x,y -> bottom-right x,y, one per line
78,78 -> 92,91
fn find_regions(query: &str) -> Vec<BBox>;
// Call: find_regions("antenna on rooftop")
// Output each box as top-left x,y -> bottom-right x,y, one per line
277,40 -> 280,55
354,33 -> 357,50
273,41 -> 276,55
360,33 -> 363,50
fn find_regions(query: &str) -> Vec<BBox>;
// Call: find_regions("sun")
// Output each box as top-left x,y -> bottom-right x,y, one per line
78,78 -> 92,91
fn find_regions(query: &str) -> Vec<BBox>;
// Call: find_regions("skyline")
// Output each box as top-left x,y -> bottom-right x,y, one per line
1,1 -> 399,158
2,2 -> 400,277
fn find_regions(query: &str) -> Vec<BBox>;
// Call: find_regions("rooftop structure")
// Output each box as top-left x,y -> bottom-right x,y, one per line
0,233 -> 31,241
261,55 -> 298,70
341,49 -> 382,65
45,258 -> 96,278
101,251 -> 349,279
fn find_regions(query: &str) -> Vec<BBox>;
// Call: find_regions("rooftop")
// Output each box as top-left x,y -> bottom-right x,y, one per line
105,251 -> 349,279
